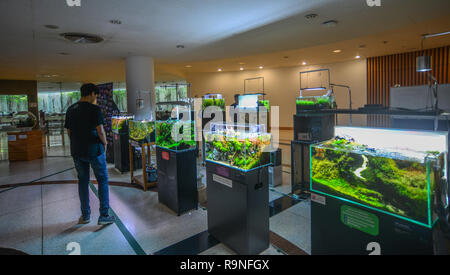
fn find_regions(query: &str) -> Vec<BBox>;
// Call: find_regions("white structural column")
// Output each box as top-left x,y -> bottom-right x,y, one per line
126,56 -> 155,120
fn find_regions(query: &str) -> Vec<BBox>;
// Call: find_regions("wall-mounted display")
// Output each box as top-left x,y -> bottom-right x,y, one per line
205,123 -> 271,171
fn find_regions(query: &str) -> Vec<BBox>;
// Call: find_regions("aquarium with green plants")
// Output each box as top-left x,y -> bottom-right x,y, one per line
129,120 -> 155,143
310,127 -> 448,227
296,95 -> 335,112
156,101 -> 196,151
203,94 -> 225,111
205,123 -> 272,171
112,116 -> 134,134
156,119 -> 196,151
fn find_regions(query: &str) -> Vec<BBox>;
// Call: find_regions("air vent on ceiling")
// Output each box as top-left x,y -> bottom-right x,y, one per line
60,33 -> 104,44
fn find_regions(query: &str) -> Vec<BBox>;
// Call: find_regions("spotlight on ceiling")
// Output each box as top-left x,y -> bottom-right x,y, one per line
302,62 -> 307,65
218,68 -> 222,72
356,55 -> 361,59
323,20 -> 338,28
259,66 -> 264,69
240,67 -> 244,71
185,65 -> 192,68
333,49 -> 342,53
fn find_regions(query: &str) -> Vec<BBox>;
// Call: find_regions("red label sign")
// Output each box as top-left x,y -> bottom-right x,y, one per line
162,151 -> 170,161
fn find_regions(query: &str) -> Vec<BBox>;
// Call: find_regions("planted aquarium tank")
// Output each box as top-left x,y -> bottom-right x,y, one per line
296,95 -> 335,112
202,94 -> 225,111
156,101 -> 196,151
205,123 -> 272,171
112,116 -> 133,134
310,127 -> 448,227
129,120 -> 155,143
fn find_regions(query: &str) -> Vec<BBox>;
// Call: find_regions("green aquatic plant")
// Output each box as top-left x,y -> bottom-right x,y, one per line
259,100 -> 270,111
202,99 -> 225,111
311,139 -> 440,225
156,120 -> 196,150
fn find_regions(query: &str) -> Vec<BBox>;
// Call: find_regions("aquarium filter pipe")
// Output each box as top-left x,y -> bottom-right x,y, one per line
331,84 -> 353,125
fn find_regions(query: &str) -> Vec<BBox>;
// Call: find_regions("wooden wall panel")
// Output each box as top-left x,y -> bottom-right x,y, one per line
367,46 -> 450,127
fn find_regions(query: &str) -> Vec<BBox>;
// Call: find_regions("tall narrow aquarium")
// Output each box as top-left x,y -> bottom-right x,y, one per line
156,101 -> 196,151
128,120 -> 155,143
310,127 -> 448,228
112,116 -> 134,134
205,123 -> 272,171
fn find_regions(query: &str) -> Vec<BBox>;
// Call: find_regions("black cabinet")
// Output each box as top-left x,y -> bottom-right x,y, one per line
206,162 -> 270,255
156,147 -> 198,215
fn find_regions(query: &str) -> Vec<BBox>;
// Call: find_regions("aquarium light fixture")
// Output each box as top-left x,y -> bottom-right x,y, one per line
302,87 -> 327,91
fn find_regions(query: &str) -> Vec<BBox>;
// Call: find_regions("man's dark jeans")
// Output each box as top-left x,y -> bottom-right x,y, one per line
73,153 -> 110,218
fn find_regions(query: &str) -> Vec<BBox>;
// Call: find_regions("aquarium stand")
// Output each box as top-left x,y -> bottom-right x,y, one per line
129,141 -> 156,191
310,193 -> 436,255
156,147 -> 198,216
293,114 -> 335,142
113,130 -> 131,173
206,162 -> 270,255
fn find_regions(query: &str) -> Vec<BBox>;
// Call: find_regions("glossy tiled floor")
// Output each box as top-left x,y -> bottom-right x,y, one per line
0,130 -> 312,255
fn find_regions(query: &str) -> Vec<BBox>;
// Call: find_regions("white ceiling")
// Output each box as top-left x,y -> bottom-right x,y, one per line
0,0 -> 449,82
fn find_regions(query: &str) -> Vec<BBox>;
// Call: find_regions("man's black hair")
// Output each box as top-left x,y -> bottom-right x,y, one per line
80,83 -> 100,97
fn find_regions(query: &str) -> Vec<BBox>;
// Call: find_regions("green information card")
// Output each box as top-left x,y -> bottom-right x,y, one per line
341,205 -> 379,236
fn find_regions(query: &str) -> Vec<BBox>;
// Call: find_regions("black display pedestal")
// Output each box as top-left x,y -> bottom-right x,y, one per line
311,192 -> 436,255
113,132 -> 131,173
206,162 -> 270,255
156,147 -> 198,216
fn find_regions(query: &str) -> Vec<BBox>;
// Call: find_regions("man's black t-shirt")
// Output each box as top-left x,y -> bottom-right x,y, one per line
64,101 -> 105,158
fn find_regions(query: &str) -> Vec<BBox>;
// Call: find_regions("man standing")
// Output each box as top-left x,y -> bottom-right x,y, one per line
65,83 -> 115,225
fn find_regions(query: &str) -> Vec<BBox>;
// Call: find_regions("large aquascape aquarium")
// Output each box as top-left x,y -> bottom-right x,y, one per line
155,101 -> 196,151
310,127 -> 448,227
205,123 -> 272,171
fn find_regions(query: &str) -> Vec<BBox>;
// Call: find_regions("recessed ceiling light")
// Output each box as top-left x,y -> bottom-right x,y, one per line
356,55 -> 361,59
259,66 -> 264,69
185,65 -> 192,68
323,20 -> 338,27
305,14 -> 318,20
240,67 -> 244,71
333,49 -> 342,53
176,45 -> 185,49
302,62 -> 307,65
109,19 -> 122,25
218,68 -> 222,72
60,33 -> 104,44
239,62 -> 246,65
44,25 -> 59,30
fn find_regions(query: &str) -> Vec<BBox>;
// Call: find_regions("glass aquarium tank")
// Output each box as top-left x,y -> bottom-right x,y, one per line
205,123 -> 272,171
310,127 -> 448,227
129,120 -> 155,143
156,101 -> 196,151
11,111 -> 37,130
112,116 -> 133,134
296,94 -> 335,112
202,94 -> 225,111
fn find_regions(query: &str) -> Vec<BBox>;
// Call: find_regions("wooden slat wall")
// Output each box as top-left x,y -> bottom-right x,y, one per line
367,46 -> 450,127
